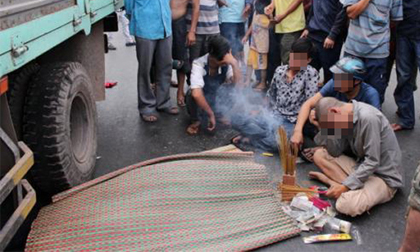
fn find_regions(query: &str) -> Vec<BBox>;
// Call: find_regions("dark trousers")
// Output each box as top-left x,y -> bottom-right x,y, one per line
395,36 -> 420,128
135,36 -> 172,115
345,52 -> 388,104
310,39 -> 343,83
267,29 -> 302,83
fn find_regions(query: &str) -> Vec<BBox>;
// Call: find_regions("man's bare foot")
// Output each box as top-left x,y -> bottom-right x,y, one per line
253,82 -> 266,91
301,147 -> 322,163
309,171 -> 336,186
141,114 -> 158,122
391,123 -> 413,132
187,122 -> 200,135
231,135 -> 250,144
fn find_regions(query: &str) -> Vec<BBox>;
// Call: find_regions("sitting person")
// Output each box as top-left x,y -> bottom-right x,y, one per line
290,57 -> 381,160
186,35 -> 242,135
309,97 -> 403,217
231,38 -> 319,151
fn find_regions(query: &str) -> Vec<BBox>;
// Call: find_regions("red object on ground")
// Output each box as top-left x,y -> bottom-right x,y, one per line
105,81 -> 118,89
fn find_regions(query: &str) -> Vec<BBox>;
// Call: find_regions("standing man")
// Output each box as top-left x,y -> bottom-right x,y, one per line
391,0 -> 420,131
187,0 -> 221,63
266,0 -> 306,82
125,0 -> 179,122
340,0 -> 403,104
171,0 -> 200,107
301,0 -> 347,83
219,0 -> 253,61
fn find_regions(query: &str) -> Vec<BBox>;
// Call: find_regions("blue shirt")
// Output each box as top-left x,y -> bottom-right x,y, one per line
219,0 -> 253,23
341,0 -> 403,59
397,0 -> 420,39
319,80 -> 381,110
125,0 -> 172,40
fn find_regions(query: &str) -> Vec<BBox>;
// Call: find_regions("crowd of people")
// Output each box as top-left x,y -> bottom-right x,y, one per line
124,0 -> 419,250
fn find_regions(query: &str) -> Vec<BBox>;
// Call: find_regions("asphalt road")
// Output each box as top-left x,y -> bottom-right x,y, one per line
96,31 -> 420,251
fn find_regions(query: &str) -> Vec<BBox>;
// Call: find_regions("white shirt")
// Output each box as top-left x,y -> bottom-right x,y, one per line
190,54 -> 234,89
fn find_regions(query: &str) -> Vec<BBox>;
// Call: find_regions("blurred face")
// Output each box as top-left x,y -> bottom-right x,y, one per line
334,73 -> 354,93
319,108 -> 354,139
289,52 -> 309,70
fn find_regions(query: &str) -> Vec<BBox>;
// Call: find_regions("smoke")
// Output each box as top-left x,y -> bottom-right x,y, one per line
214,86 -> 287,152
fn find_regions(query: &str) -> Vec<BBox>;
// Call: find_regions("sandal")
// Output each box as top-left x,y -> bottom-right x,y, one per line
157,107 -> 179,115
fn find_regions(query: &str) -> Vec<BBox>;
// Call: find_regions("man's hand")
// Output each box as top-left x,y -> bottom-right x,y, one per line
324,37 -> 335,49
187,31 -> 196,46
242,4 -> 252,19
241,35 -> 249,45
208,113 -> 216,131
274,13 -> 287,24
290,131 -> 304,149
264,3 -> 274,16
325,184 -> 349,199
300,29 -> 309,38
220,52 -> 237,66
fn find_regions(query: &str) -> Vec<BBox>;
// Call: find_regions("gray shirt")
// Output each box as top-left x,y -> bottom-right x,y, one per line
315,100 -> 403,190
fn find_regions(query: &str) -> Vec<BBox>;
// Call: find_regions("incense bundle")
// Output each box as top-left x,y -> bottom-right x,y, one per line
279,184 -> 319,202
277,127 -> 298,176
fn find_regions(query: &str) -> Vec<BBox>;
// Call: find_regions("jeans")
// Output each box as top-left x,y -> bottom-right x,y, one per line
220,22 -> 245,56
395,36 -> 420,128
345,53 -> 388,104
231,112 -> 295,152
310,39 -> 343,83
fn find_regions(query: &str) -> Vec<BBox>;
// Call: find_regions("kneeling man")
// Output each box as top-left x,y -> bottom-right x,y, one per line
310,97 -> 403,216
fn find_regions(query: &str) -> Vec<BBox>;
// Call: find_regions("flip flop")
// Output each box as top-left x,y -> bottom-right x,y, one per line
157,107 -> 179,115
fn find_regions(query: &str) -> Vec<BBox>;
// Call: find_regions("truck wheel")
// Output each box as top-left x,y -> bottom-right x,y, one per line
23,62 -> 97,196
7,62 -> 40,139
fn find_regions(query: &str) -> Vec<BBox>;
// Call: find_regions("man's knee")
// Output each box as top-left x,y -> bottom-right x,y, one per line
336,192 -> 368,217
313,148 -> 328,167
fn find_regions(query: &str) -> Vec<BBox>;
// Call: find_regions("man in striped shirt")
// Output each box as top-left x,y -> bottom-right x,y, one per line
341,0 -> 403,104
186,0 -> 221,62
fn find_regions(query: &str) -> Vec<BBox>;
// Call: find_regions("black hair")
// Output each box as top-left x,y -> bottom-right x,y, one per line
290,38 -> 316,59
208,35 -> 231,61
255,0 -> 272,14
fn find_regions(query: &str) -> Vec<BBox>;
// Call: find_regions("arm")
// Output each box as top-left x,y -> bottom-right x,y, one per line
328,6 -> 348,41
275,0 -> 304,23
187,0 -> 200,46
192,89 -> 215,118
242,18 -> 254,44
342,117 -> 382,190
243,0 -> 253,18
346,0 -> 370,20
124,0 -> 134,18
290,93 -> 323,146
222,53 -> 242,85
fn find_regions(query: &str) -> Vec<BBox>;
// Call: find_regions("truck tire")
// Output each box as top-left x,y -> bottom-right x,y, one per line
23,62 -> 97,196
7,62 -> 40,139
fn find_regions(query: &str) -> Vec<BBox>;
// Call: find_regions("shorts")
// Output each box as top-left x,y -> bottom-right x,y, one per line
317,149 -> 396,217
172,16 -> 190,73
247,49 -> 267,70
220,22 -> 245,56
408,162 -> 420,211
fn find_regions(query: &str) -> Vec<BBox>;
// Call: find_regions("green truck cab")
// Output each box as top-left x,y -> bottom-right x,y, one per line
0,0 -> 122,249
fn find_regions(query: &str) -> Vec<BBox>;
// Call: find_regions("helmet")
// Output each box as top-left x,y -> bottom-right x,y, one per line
330,57 -> 366,80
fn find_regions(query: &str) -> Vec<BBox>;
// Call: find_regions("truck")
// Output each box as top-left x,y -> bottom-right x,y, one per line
0,0 -> 122,249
